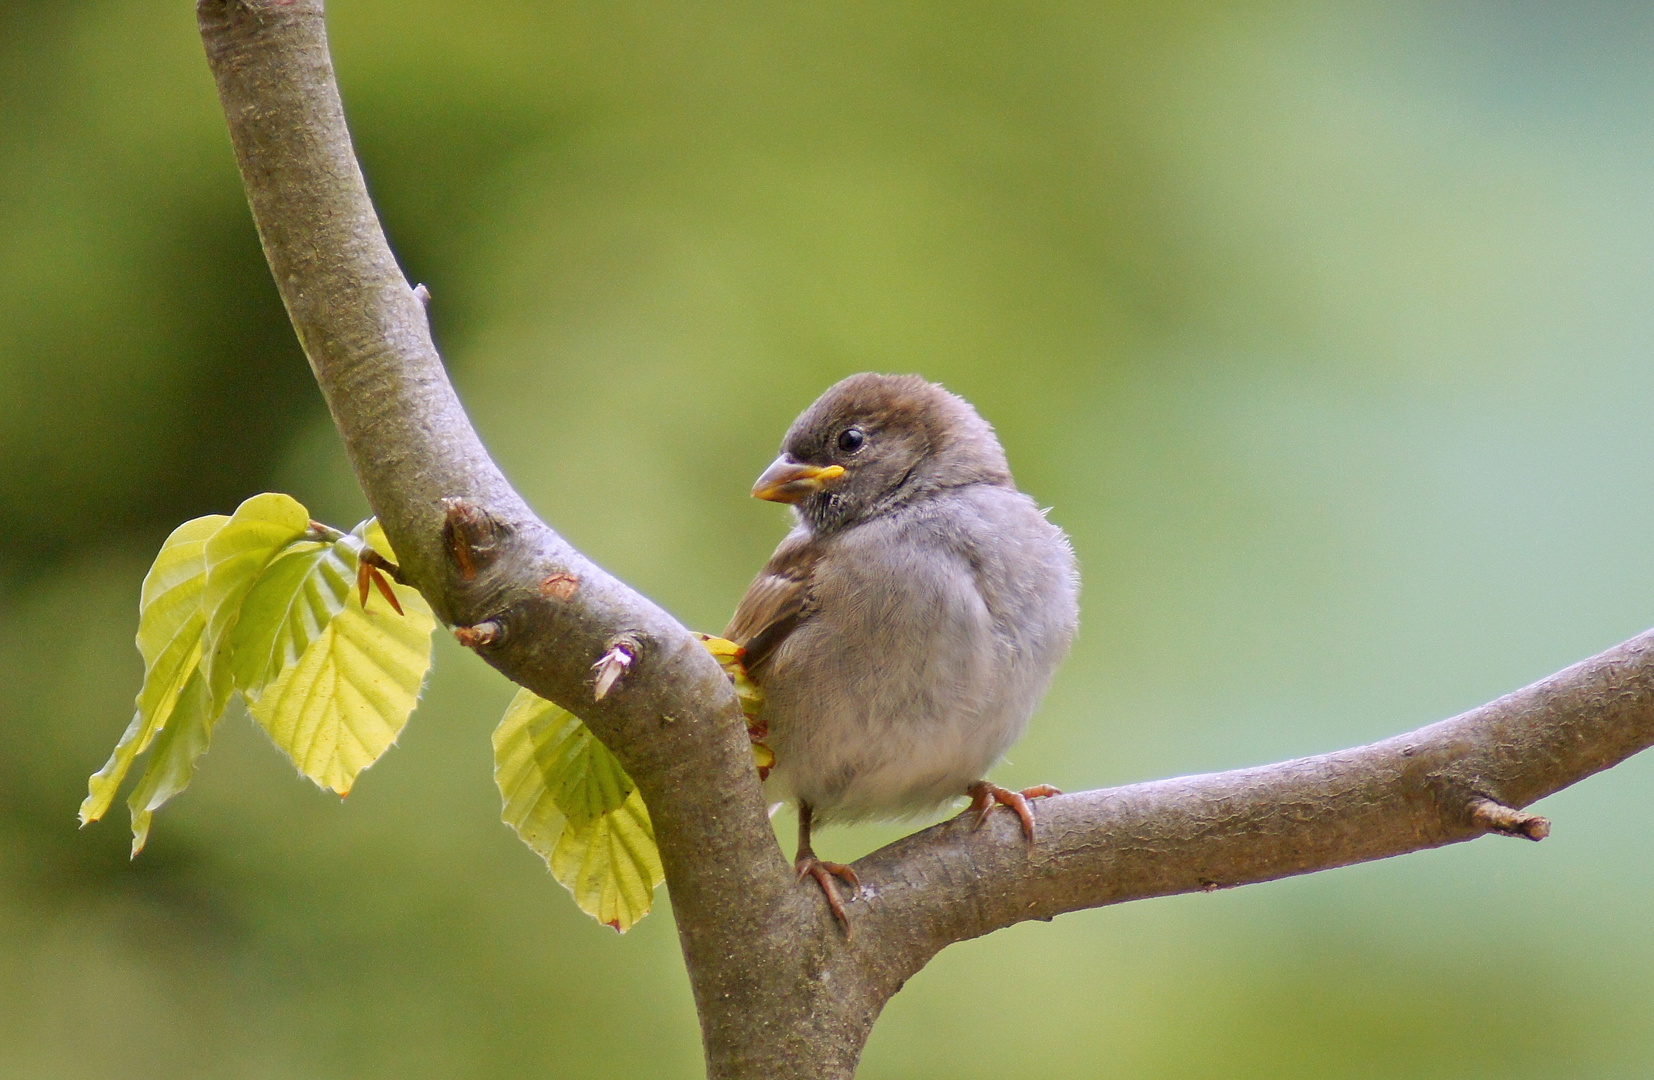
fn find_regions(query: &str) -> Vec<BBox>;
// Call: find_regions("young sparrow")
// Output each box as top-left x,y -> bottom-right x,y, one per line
725,373 -> 1079,926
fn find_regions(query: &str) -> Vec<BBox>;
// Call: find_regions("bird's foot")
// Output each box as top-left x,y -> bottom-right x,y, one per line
967,781 -> 1062,842
796,855 -> 860,931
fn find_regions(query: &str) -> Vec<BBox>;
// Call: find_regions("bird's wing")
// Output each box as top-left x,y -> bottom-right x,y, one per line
723,530 -> 822,672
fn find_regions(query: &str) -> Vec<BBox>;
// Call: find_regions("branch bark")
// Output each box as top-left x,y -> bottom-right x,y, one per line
850,629 -> 1654,987
195,1 -> 829,1073
195,3 -> 1654,1077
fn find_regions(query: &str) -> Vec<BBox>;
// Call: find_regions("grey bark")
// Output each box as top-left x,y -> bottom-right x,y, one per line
195,2 -> 1654,1077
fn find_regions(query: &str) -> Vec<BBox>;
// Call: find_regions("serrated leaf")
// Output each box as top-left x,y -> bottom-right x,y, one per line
86,496 -> 439,854
496,690 -> 634,824
106,493 -> 308,849
246,575 -> 434,794
494,690 -> 572,856
125,666 -> 219,856
80,513 -> 227,826
493,688 -> 663,931
553,790 -> 662,932
201,492 -> 312,701
228,536 -> 358,699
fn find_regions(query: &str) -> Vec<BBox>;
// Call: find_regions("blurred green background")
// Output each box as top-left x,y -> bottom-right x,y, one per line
5,0 -> 1654,1076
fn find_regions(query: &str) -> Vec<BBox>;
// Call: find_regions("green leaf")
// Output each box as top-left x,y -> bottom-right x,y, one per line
357,517 -> 400,564
553,789 -> 661,933
517,692 -> 633,825
201,492 -> 313,702
86,499 -> 437,853
227,536 -> 357,699
695,633 -> 774,778
245,571 -> 435,794
125,666 -> 219,856
697,634 -> 765,719
80,514 -> 227,826
493,689 -> 664,931
118,493 -> 310,849
495,691 -> 576,856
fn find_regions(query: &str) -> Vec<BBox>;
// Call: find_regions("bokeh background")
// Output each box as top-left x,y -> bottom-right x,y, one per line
5,1 -> 1654,1076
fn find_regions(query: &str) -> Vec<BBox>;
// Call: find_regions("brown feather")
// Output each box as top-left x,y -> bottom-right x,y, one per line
723,530 -> 823,671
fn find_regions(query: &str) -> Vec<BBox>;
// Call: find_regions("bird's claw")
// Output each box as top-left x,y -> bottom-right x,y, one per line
967,781 -> 1061,842
796,856 -> 859,931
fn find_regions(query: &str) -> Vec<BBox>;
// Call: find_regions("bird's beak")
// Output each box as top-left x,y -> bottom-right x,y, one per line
752,456 -> 846,503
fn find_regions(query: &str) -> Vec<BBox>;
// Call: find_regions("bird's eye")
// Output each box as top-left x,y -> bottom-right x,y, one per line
836,428 -> 866,454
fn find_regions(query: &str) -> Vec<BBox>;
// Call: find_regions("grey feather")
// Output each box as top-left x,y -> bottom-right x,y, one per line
726,374 -> 1079,825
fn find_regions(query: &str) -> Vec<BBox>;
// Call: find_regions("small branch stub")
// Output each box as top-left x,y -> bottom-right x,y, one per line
539,571 -> 580,601
413,282 -> 431,307
592,641 -> 635,701
453,620 -> 502,649
361,546 -> 406,584
1468,797 -> 1551,841
442,498 -> 507,582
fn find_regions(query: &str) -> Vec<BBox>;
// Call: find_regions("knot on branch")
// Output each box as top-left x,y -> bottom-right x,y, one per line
442,498 -> 510,582
592,636 -> 640,702
539,571 -> 580,601
453,620 -> 502,650
1468,797 -> 1550,841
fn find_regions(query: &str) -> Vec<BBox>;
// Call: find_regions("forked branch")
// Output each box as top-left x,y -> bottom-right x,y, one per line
195,3 -> 1654,1078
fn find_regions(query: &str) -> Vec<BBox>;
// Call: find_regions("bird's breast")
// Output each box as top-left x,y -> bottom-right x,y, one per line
757,485 -> 1078,822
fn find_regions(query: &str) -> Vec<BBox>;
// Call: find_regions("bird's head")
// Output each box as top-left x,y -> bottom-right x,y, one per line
752,373 -> 1012,533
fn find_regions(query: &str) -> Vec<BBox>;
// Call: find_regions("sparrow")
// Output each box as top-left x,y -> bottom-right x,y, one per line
724,373 -> 1079,927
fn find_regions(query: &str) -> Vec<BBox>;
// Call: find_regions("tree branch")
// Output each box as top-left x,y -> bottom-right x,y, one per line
194,3 -> 834,1076
194,3 -> 1654,1078
846,628 -> 1654,987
